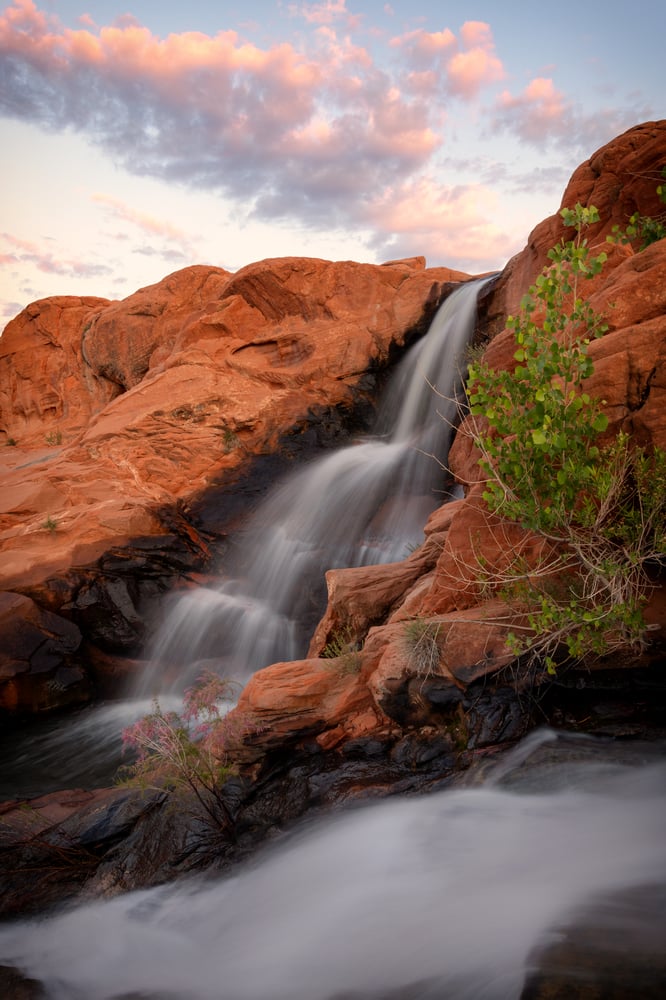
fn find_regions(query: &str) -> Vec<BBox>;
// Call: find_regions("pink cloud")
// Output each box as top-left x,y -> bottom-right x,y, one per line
494,77 -> 571,142
459,21 -> 494,49
389,27 -> 456,65
91,194 -> 194,246
0,231 -> 113,278
391,20 -> 504,99
293,0 -> 351,26
0,0 -> 443,207
447,47 -> 504,98
363,177 -> 515,270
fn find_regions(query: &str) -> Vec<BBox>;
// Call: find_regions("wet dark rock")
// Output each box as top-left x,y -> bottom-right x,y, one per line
65,576 -> 145,652
0,787 -> 168,918
0,592 -> 86,712
185,398 -> 378,539
522,885 -> 666,999
464,686 -> 527,749
0,966 -> 45,1000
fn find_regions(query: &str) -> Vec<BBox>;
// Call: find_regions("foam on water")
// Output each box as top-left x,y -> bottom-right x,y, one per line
139,279 -> 486,693
1,735 -> 664,999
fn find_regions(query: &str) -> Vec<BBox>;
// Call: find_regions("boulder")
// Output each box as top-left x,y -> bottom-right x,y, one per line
0,592 -> 86,712
0,295 -> 115,445
0,257 -> 471,595
235,656 -> 384,753
482,120 -> 666,339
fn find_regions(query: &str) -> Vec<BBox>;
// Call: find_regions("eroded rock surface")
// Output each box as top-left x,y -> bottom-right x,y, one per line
0,256 -> 470,709
233,121 -> 666,755
1,124 -> 665,927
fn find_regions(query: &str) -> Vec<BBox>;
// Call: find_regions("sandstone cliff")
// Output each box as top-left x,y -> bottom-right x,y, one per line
237,120 -> 666,754
0,255 -> 470,710
0,121 -> 664,735
0,121 -> 665,927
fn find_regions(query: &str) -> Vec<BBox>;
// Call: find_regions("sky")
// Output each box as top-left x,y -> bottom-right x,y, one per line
1,0 -> 664,330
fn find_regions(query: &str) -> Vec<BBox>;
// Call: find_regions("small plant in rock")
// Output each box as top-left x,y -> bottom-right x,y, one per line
221,426 -> 241,452
609,166 -> 666,250
119,671 -> 256,832
464,202 -> 666,673
45,430 -> 62,446
6,437 -> 17,447
322,626 -> 363,674
402,617 -> 442,677
42,516 -> 58,533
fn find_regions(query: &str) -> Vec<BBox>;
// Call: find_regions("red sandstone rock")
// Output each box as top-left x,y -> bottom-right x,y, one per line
84,265 -> 231,390
484,120 -> 666,337
235,656 -> 385,750
0,257 -> 471,596
0,295 -> 115,445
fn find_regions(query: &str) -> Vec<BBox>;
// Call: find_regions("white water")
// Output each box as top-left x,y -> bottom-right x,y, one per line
140,279 -> 485,693
2,731 -> 665,999
1,281 -> 483,800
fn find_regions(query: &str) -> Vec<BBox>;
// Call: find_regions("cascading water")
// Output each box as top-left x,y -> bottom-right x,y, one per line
141,278 -> 487,693
3,278 -> 666,997
2,730 -> 665,999
0,277 -> 486,799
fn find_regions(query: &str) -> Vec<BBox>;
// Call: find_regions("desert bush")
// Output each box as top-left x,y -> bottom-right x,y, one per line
120,671 -> 256,831
464,202 -> 666,672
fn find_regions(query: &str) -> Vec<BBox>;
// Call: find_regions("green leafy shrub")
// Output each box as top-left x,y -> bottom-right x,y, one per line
42,516 -> 58,533
465,203 -> 666,672
45,430 -> 62,446
609,166 -> 666,250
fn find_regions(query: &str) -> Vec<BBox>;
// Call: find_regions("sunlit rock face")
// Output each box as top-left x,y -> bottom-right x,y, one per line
0,256 -> 468,588
481,119 -> 666,339
1,121 -> 665,723
241,121 -> 666,751
0,254 -> 470,710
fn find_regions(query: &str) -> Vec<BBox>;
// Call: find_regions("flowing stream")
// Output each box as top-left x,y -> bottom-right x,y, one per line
140,277 -> 485,694
3,279 -> 666,996
2,730 -> 665,999
1,278 -> 487,803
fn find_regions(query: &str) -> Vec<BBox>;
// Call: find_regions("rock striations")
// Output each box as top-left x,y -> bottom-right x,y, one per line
237,120 -> 666,754
0,121 -> 664,738
0,120 -> 665,924
0,254 -> 469,710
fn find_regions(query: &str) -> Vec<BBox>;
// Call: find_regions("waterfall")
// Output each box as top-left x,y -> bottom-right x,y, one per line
2,731 -> 664,999
1,277 -> 487,801
142,278 -> 487,692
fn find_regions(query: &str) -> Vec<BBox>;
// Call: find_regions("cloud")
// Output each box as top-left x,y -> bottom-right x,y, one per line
391,20 -> 504,99
0,231 -> 113,278
91,193 -> 194,247
1,299 -> 24,326
0,2 -> 648,276
0,0 -> 475,245
291,0 -> 352,26
362,177 -> 516,271
492,77 -> 651,151
132,245 -> 188,263
494,77 -> 571,142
